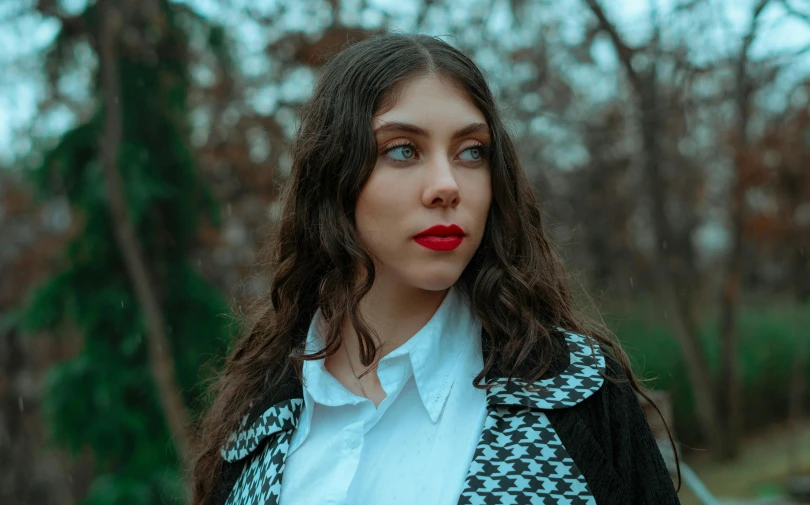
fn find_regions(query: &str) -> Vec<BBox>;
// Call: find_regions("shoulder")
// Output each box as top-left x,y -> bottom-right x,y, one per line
545,344 -> 681,504
484,329 -> 607,410
544,344 -> 648,444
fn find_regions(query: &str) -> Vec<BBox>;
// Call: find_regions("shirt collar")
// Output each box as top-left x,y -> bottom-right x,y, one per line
301,287 -> 477,423
222,326 -> 607,463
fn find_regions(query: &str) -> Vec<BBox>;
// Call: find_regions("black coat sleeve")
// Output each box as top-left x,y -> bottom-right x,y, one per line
547,353 -> 681,505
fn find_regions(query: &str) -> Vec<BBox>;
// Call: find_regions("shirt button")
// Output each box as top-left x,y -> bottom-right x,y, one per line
347,436 -> 361,450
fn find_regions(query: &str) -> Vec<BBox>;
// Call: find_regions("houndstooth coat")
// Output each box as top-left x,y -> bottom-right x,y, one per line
207,330 -> 680,505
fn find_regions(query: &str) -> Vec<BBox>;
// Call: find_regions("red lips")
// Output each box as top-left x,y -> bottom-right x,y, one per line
414,224 -> 465,251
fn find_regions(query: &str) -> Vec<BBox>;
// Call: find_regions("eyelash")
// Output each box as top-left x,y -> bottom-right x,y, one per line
381,141 -> 490,164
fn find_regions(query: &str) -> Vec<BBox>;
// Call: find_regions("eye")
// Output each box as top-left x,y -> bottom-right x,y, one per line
458,145 -> 487,162
385,143 -> 418,162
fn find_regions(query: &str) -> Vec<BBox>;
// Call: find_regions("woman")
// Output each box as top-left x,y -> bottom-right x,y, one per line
191,34 -> 681,505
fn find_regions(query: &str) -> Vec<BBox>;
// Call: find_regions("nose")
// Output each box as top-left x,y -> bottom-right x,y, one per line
422,157 -> 460,208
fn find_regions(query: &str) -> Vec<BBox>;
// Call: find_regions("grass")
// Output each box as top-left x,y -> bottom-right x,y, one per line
677,421 -> 810,504
602,298 -> 810,446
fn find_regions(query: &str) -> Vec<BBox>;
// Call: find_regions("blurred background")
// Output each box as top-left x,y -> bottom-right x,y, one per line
0,0 -> 808,504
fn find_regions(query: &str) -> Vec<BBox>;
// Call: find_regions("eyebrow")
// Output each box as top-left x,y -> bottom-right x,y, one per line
373,121 -> 490,140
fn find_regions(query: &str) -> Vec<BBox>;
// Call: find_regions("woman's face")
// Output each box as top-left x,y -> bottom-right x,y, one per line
355,74 -> 492,293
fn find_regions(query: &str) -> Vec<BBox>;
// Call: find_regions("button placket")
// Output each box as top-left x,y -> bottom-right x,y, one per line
343,420 -> 365,452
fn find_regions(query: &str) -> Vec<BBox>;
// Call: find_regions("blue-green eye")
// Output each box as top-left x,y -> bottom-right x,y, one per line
387,144 -> 417,161
459,145 -> 485,162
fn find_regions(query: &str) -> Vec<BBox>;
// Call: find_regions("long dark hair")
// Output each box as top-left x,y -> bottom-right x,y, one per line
191,33 -> 678,503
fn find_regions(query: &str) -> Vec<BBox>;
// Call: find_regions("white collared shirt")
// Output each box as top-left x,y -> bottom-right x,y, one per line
278,287 -> 488,505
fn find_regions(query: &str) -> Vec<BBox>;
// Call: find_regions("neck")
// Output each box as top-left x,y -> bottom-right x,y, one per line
341,279 -> 450,364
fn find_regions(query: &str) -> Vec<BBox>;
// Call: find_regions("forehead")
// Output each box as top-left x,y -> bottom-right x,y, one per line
372,74 -> 487,129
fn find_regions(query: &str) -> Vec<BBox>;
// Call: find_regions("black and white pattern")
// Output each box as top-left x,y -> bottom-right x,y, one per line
220,332 -> 605,505
458,407 -> 596,505
487,332 -> 605,409
225,429 -> 294,505
222,399 -> 303,505
458,331 -> 604,504
221,398 -> 303,463
486,330 -> 605,410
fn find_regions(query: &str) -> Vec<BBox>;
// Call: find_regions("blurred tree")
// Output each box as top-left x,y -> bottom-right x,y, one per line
754,77 -> 810,470
717,0 -> 773,460
579,0 -> 810,459
19,1 -> 229,503
0,170 -> 85,504
582,0 -> 725,454
2,1 -> 809,497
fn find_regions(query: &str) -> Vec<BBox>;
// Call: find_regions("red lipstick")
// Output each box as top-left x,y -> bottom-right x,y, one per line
413,224 -> 465,251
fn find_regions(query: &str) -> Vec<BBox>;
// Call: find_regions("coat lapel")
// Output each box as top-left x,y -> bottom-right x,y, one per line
221,399 -> 303,505
458,330 -> 606,505
484,331 -> 606,409
219,330 -> 606,505
221,399 -> 304,463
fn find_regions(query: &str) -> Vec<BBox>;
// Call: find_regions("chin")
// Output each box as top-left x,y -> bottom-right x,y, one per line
406,268 -> 466,292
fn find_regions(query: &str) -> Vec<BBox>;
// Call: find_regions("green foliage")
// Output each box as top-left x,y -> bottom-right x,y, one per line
80,471 -> 185,505
21,1 -> 229,502
609,301 -> 810,446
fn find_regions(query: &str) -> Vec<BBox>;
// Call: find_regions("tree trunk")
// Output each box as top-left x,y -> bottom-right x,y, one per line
787,300 -> 807,476
717,180 -> 744,459
717,0 -> 772,460
98,0 -> 191,474
638,70 -> 725,451
583,0 -> 725,452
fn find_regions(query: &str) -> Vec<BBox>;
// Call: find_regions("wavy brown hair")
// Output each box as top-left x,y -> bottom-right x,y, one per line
191,33 -> 678,504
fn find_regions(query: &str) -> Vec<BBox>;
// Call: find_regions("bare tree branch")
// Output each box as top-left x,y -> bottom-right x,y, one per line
581,0 -> 643,93
415,0 -> 438,32
582,0 -> 726,456
781,0 -> 810,25
717,0 -> 773,461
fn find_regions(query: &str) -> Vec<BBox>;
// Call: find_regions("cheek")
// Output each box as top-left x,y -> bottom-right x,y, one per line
466,172 -> 493,223
354,174 -> 404,243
